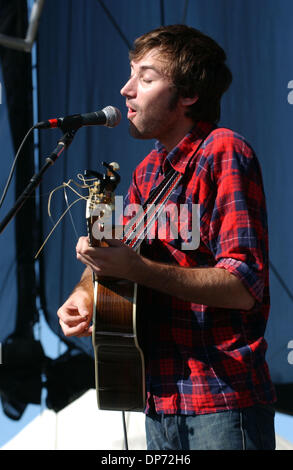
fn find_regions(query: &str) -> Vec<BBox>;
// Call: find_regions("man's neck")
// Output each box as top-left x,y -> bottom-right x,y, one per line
159,120 -> 196,152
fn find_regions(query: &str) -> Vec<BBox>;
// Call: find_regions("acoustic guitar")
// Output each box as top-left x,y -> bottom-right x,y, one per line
85,162 -> 146,412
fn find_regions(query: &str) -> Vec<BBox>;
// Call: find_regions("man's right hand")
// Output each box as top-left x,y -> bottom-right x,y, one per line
57,288 -> 93,337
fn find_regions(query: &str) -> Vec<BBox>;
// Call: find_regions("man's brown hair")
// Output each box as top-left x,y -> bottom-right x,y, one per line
129,24 -> 232,123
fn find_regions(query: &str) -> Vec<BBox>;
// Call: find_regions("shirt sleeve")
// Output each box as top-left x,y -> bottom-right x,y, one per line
206,132 -> 269,304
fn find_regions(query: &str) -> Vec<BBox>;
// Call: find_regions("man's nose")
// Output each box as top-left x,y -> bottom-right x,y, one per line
120,76 -> 137,97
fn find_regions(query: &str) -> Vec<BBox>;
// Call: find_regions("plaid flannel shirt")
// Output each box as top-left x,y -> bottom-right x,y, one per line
123,121 -> 276,415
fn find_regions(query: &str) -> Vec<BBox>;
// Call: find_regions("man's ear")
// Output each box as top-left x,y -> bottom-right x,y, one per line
180,95 -> 199,107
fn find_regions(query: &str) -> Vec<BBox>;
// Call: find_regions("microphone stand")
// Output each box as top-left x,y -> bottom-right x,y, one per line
0,129 -> 77,235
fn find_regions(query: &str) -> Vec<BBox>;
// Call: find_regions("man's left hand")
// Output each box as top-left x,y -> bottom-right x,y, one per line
75,236 -> 140,280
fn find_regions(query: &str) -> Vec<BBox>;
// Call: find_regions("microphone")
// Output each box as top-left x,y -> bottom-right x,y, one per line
34,106 -> 121,131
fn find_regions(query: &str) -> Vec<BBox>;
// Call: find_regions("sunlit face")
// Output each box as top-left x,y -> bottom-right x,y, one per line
120,49 -> 181,148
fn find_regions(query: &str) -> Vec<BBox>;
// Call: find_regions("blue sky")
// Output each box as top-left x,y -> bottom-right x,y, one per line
275,412 -> 293,444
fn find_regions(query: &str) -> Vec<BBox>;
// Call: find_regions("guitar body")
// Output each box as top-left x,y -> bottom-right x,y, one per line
92,275 -> 146,412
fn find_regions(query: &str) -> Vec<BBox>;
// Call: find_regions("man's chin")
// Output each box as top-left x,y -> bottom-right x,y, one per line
128,122 -> 151,140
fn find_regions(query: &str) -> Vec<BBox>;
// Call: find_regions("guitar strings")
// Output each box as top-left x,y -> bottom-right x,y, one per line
123,170 -> 182,249
63,185 -> 79,241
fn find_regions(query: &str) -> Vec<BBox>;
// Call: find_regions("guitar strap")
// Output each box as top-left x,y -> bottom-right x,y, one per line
122,131 -> 211,250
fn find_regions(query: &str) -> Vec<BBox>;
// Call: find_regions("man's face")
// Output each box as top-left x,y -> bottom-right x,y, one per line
120,49 -> 181,149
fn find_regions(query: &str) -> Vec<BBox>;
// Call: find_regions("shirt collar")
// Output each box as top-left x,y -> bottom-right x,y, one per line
155,121 -> 216,175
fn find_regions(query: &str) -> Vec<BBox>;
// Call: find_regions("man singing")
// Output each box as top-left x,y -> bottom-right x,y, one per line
57,25 -> 276,450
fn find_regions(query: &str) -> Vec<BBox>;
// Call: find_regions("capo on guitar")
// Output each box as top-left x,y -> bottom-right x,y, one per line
84,161 -> 120,193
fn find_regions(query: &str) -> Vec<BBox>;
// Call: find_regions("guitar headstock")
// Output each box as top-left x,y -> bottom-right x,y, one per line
85,162 -> 120,247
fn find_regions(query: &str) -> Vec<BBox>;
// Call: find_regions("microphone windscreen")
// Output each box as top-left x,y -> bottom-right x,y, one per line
103,106 -> 122,128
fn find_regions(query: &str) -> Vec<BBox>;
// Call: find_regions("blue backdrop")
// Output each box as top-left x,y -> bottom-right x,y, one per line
0,64 -> 17,341
1,0 -> 293,415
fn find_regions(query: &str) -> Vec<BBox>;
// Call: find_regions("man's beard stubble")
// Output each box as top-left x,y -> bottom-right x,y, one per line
128,87 -> 180,141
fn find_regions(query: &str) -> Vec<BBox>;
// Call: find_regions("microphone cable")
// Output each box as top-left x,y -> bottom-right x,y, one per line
0,125 -> 35,210
122,411 -> 129,450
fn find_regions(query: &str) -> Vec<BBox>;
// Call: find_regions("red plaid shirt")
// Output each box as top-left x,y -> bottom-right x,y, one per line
124,122 -> 276,415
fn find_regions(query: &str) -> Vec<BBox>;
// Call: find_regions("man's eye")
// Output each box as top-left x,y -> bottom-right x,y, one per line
142,78 -> 152,83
